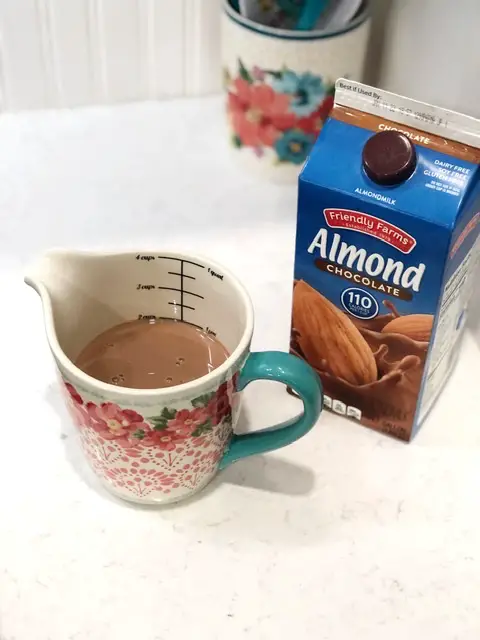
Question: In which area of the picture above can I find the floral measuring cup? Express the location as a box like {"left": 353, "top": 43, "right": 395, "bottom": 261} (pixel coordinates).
{"left": 25, "top": 250, "right": 323, "bottom": 505}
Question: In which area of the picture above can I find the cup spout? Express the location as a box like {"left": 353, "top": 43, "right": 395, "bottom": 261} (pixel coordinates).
{"left": 24, "top": 250, "right": 108, "bottom": 366}
{"left": 24, "top": 249, "right": 132, "bottom": 367}
{"left": 25, "top": 249, "right": 80, "bottom": 293}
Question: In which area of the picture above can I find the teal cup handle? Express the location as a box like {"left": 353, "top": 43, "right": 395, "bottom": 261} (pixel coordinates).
{"left": 220, "top": 351, "right": 323, "bottom": 469}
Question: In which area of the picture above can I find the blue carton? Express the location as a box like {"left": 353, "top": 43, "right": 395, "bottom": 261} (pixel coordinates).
{"left": 291, "top": 79, "right": 480, "bottom": 440}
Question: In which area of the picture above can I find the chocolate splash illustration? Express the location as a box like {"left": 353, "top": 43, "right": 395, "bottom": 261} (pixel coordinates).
{"left": 348, "top": 299, "right": 399, "bottom": 333}
{"left": 290, "top": 294, "right": 430, "bottom": 440}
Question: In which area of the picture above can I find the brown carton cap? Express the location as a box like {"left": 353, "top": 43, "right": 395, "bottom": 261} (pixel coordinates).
{"left": 362, "top": 130, "right": 417, "bottom": 186}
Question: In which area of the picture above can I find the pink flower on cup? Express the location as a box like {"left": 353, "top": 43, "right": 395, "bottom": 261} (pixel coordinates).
{"left": 86, "top": 402, "right": 149, "bottom": 446}
{"left": 167, "top": 407, "right": 210, "bottom": 437}
{"left": 65, "top": 382, "right": 83, "bottom": 405}
{"left": 69, "top": 403, "right": 90, "bottom": 429}
{"left": 229, "top": 372, "right": 241, "bottom": 414}
{"left": 141, "top": 406, "right": 210, "bottom": 450}
{"left": 63, "top": 381, "right": 90, "bottom": 429}
{"left": 228, "top": 372, "right": 240, "bottom": 393}
{"left": 208, "top": 382, "right": 232, "bottom": 426}
{"left": 141, "top": 429, "right": 188, "bottom": 451}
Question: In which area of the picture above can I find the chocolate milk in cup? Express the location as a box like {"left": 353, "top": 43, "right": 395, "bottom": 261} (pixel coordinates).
{"left": 291, "top": 79, "right": 480, "bottom": 440}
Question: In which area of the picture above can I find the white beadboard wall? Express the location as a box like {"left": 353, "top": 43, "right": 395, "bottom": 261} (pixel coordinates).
{"left": 0, "top": 0, "right": 222, "bottom": 111}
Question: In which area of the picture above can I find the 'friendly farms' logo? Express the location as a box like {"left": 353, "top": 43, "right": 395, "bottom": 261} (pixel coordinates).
{"left": 324, "top": 209, "right": 416, "bottom": 254}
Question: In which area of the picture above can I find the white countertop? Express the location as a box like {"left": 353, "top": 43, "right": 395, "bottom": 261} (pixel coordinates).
{"left": 1, "top": 97, "right": 479, "bottom": 640}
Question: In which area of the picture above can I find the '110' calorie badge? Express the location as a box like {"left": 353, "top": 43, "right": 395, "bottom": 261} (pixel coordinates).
{"left": 341, "top": 287, "right": 379, "bottom": 320}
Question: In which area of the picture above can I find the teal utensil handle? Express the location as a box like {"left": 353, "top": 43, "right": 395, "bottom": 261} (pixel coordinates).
{"left": 219, "top": 351, "right": 323, "bottom": 469}
{"left": 296, "top": 0, "right": 329, "bottom": 30}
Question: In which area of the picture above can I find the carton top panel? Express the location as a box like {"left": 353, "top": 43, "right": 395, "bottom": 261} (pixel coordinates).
{"left": 301, "top": 116, "right": 479, "bottom": 229}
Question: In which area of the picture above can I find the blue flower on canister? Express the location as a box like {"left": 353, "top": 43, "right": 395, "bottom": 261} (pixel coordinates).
{"left": 274, "top": 129, "right": 315, "bottom": 164}
{"left": 272, "top": 70, "right": 326, "bottom": 117}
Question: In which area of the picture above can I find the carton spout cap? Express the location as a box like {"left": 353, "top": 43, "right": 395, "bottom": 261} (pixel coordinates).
{"left": 362, "top": 130, "right": 417, "bottom": 186}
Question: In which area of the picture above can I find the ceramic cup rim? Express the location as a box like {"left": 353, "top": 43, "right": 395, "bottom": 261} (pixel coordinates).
{"left": 223, "top": 0, "right": 370, "bottom": 41}
{"left": 32, "top": 249, "right": 254, "bottom": 400}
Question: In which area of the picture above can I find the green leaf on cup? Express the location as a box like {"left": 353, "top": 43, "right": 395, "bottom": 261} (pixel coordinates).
{"left": 161, "top": 407, "right": 176, "bottom": 420}
{"left": 191, "top": 392, "right": 215, "bottom": 408}
{"left": 238, "top": 58, "right": 253, "bottom": 84}
{"left": 192, "top": 418, "right": 213, "bottom": 438}
{"left": 149, "top": 415, "right": 169, "bottom": 430}
{"left": 152, "top": 422, "right": 168, "bottom": 432}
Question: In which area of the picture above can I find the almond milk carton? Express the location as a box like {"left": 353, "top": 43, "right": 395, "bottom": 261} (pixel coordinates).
{"left": 291, "top": 79, "right": 480, "bottom": 440}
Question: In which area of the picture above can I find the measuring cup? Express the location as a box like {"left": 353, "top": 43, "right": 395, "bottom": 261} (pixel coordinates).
{"left": 25, "top": 250, "right": 323, "bottom": 505}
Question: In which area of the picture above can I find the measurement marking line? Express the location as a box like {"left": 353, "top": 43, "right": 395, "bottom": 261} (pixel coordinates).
{"left": 180, "top": 261, "right": 184, "bottom": 321}
{"left": 168, "top": 302, "right": 195, "bottom": 311}
{"left": 184, "top": 290, "right": 203, "bottom": 299}
{"left": 147, "top": 316, "right": 203, "bottom": 330}
{"left": 184, "top": 321, "right": 203, "bottom": 330}
{"left": 158, "top": 287, "right": 203, "bottom": 299}
{"left": 168, "top": 271, "right": 195, "bottom": 280}
{"left": 158, "top": 257, "right": 205, "bottom": 269}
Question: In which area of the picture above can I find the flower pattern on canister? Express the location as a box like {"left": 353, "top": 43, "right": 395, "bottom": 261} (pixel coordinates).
{"left": 225, "top": 59, "right": 335, "bottom": 166}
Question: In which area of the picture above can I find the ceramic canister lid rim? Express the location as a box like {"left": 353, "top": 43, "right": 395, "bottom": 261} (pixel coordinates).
{"left": 223, "top": 0, "right": 370, "bottom": 41}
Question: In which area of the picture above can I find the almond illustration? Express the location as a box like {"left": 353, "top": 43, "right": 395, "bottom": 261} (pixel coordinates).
{"left": 381, "top": 314, "right": 433, "bottom": 342}
{"left": 292, "top": 280, "right": 378, "bottom": 386}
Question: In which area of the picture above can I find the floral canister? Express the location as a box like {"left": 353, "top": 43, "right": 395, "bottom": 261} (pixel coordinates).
{"left": 222, "top": 0, "right": 371, "bottom": 182}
